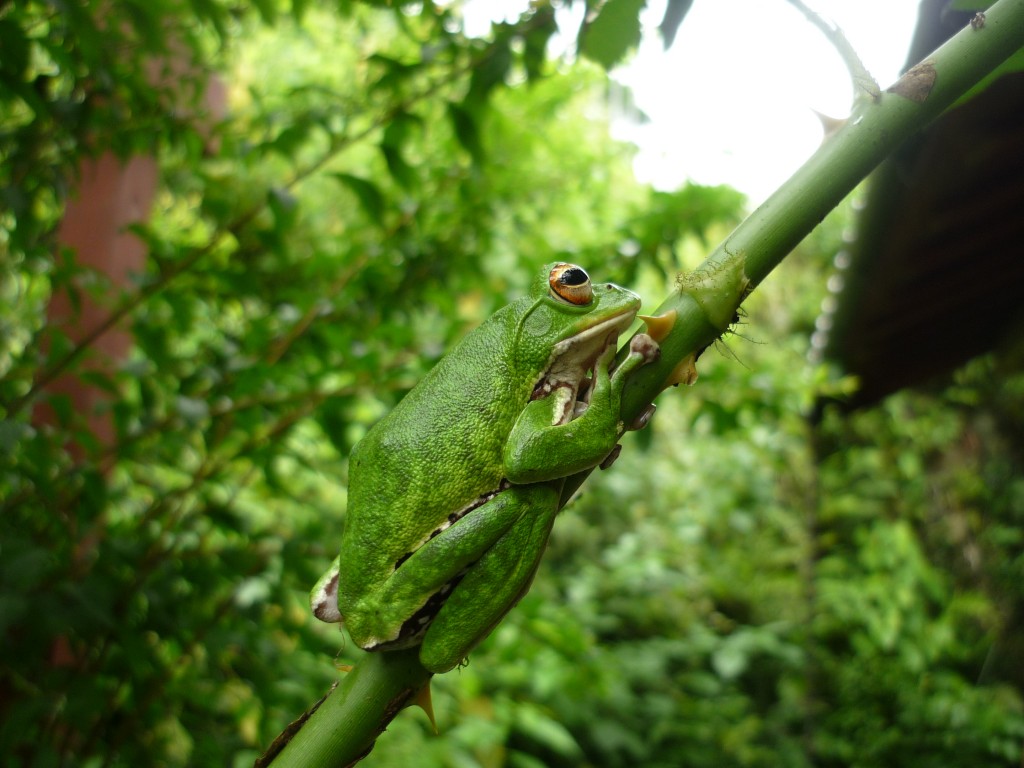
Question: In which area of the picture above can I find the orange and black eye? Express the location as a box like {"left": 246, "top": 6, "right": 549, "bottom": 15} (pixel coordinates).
{"left": 548, "top": 262, "right": 593, "bottom": 306}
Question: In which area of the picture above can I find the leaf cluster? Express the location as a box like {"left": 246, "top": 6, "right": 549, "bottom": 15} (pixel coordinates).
{"left": 0, "top": 2, "right": 720, "bottom": 765}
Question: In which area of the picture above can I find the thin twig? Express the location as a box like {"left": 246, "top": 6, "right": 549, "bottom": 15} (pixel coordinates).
{"left": 785, "top": 0, "right": 881, "bottom": 103}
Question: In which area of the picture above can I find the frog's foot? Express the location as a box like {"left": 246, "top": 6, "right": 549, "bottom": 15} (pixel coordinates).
{"left": 627, "top": 403, "right": 657, "bottom": 432}
{"left": 627, "top": 333, "right": 661, "bottom": 368}
{"left": 533, "top": 316, "right": 630, "bottom": 426}
{"left": 610, "top": 332, "right": 660, "bottom": 383}
{"left": 570, "top": 333, "right": 660, "bottom": 421}
{"left": 310, "top": 557, "right": 344, "bottom": 624}
{"left": 630, "top": 332, "right": 661, "bottom": 363}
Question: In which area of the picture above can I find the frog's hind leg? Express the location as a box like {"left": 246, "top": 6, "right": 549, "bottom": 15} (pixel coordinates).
{"left": 419, "top": 483, "right": 560, "bottom": 673}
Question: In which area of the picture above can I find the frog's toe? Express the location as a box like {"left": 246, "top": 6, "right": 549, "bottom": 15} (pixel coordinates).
{"left": 627, "top": 403, "right": 657, "bottom": 431}
{"left": 599, "top": 444, "right": 622, "bottom": 470}
{"left": 629, "top": 332, "right": 661, "bottom": 364}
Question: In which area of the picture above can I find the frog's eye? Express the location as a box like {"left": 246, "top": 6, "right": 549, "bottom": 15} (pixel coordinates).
{"left": 548, "top": 263, "right": 593, "bottom": 305}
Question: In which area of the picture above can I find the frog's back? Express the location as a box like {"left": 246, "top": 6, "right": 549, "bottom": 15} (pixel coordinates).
{"left": 340, "top": 303, "right": 533, "bottom": 586}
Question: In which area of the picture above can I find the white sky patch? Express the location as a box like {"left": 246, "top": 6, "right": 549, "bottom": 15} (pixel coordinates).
{"left": 460, "top": 0, "right": 922, "bottom": 205}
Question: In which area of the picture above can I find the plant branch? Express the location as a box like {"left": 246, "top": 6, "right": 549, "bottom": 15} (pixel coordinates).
{"left": 258, "top": 648, "right": 432, "bottom": 768}
{"left": 568, "top": 0, "right": 1024, "bottom": 502}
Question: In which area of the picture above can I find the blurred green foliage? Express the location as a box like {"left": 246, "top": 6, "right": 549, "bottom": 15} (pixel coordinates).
{"left": 1, "top": 1, "right": 1022, "bottom": 767}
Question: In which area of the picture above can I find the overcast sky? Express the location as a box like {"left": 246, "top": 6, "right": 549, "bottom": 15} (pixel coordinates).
{"left": 464, "top": 0, "right": 923, "bottom": 205}
{"left": 615, "top": 0, "right": 922, "bottom": 203}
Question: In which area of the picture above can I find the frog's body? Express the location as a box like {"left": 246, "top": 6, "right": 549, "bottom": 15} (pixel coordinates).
{"left": 311, "top": 263, "right": 658, "bottom": 673}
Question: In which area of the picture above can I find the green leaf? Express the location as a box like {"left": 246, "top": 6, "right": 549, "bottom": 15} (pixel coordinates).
{"left": 46, "top": 394, "right": 74, "bottom": 429}
{"left": 267, "top": 187, "right": 299, "bottom": 232}
{"left": 176, "top": 395, "right": 211, "bottom": 426}
{"left": 79, "top": 370, "right": 119, "bottom": 395}
{"left": 0, "top": 420, "right": 32, "bottom": 454}
{"left": 316, "top": 396, "right": 352, "bottom": 457}
{"left": 522, "top": 6, "right": 557, "bottom": 82}
{"left": 332, "top": 173, "right": 386, "bottom": 221}
{"left": 448, "top": 102, "right": 484, "bottom": 163}
{"left": 514, "top": 704, "right": 585, "bottom": 760}
{"left": 123, "top": 1, "right": 168, "bottom": 52}
{"left": 291, "top": 0, "right": 310, "bottom": 22}
{"left": 711, "top": 642, "right": 748, "bottom": 680}
{"left": 0, "top": 18, "right": 30, "bottom": 79}
{"left": 367, "top": 53, "right": 419, "bottom": 92}
{"left": 379, "top": 112, "right": 422, "bottom": 188}
{"left": 581, "top": 0, "right": 645, "bottom": 70}
{"left": 381, "top": 111, "right": 422, "bottom": 149}
{"left": 467, "top": 34, "right": 513, "bottom": 104}
{"left": 78, "top": 467, "right": 109, "bottom": 513}
{"left": 270, "top": 122, "right": 314, "bottom": 157}
{"left": 381, "top": 145, "right": 417, "bottom": 189}
{"left": 251, "top": 0, "right": 278, "bottom": 24}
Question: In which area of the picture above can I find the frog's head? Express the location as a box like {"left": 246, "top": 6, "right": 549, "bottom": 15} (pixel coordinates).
{"left": 517, "top": 262, "right": 641, "bottom": 424}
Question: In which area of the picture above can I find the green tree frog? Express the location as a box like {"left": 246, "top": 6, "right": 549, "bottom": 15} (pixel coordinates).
{"left": 311, "top": 262, "right": 659, "bottom": 673}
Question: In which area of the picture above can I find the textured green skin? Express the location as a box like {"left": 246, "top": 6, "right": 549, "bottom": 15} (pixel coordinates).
{"left": 332, "top": 265, "right": 642, "bottom": 672}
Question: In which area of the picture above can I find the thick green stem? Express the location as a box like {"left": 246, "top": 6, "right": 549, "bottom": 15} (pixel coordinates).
{"left": 261, "top": 648, "right": 431, "bottom": 768}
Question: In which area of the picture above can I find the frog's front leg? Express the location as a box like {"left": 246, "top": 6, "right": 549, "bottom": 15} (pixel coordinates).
{"left": 503, "top": 333, "right": 659, "bottom": 484}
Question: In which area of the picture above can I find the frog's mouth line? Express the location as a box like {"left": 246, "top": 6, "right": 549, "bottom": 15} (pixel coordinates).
{"left": 531, "top": 310, "right": 637, "bottom": 426}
